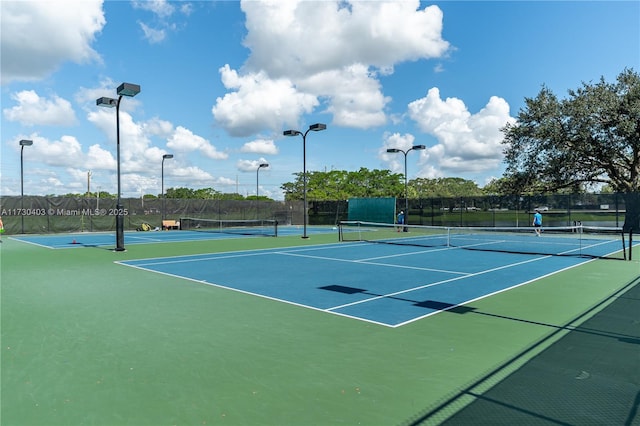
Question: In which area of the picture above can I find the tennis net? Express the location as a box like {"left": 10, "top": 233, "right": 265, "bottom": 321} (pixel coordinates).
{"left": 338, "top": 221, "right": 629, "bottom": 259}
{"left": 180, "top": 217, "right": 278, "bottom": 237}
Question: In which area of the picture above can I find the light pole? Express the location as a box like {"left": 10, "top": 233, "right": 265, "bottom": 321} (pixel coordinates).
{"left": 256, "top": 163, "right": 269, "bottom": 219}
{"left": 97, "top": 82, "right": 141, "bottom": 251}
{"left": 162, "top": 154, "right": 173, "bottom": 222}
{"left": 19, "top": 139, "right": 33, "bottom": 234}
{"left": 386, "top": 144, "right": 425, "bottom": 227}
{"left": 283, "top": 123, "right": 327, "bottom": 238}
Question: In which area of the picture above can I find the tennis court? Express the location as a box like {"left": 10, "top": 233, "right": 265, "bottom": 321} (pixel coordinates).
{"left": 2, "top": 225, "right": 639, "bottom": 425}
{"left": 10, "top": 224, "right": 336, "bottom": 249}
{"left": 118, "top": 240, "right": 602, "bottom": 327}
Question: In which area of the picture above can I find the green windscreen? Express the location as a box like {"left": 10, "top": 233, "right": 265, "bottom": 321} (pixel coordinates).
{"left": 347, "top": 197, "right": 396, "bottom": 223}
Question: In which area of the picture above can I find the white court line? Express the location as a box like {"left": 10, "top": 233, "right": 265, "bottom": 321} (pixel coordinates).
{"left": 326, "top": 255, "right": 553, "bottom": 312}
{"left": 119, "top": 261, "right": 393, "bottom": 328}
{"left": 126, "top": 250, "right": 275, "bottom": 267}
{"left": 8, "top": 236, "right": 58, "bottom": 249}
{"left": 117, "top": 241, "right": 359, "bottom": 265}
{"left": 355, "top": 246, "right": 452, "bottom": 262}
{"left": 275, "top": 250, "right": 470, "bottom": 275}
{"left": 10, "top": 230, "right": 247, "bottom": 249}
{"left": 394, "top": 256, "right": 599, "bottom": 327}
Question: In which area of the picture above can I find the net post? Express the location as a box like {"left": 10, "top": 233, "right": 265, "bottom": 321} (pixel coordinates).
{"left": 338, "top": 221, "right": 343, "bottom": 241}
{"left": 629, "top": 229, "right": 633, "bottom": 261}
{"left": 578, "top": 223, "right": 583, "bottom": 258}
{"left": 621, "top": 229, "right": 627, "bottom": 261}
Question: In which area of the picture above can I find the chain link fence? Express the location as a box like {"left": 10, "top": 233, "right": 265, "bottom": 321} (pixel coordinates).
{"left": 406, "top": 193, "right": 628, "bottom": 228}
{"left": 0, "top": 196, "right": 304, "bottom": 234}
{"left": 0, "top": 193, "right": 632, "bottom": 234}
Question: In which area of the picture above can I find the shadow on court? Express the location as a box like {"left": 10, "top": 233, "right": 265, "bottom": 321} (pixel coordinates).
{"left": 321, "top": 285, "right": 639, "bottom": 343}
{"left": 404, "top": 276, "right": 640, "bottom": 425}
{"left": 320, "top": 284, "right": 480, "bottom": 314}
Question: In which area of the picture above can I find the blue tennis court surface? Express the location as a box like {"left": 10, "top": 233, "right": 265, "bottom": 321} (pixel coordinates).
{"left": 10, "top": 226, "right": 337, "bottom": 249}
{"left": 118, "top": 242, "right": 599, "bottom": 327}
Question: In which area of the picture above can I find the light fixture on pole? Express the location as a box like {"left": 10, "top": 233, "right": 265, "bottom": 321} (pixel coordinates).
{"left": 283, "top": 123, "right": 327, "bottom": 239}
{"left": 19, "top": 139, "right": 33, "bottom": 234}
{"left": 96, "top": 82, "right": 141, "bottom": 251}
{"left": 162, "top": 154, "right": 173, "bottom": 222}
{"left": 386, "top": 144, "right": 425, "bottom": 227}
{"left": 256, "top": 163, "right": 269, "bottom": 219}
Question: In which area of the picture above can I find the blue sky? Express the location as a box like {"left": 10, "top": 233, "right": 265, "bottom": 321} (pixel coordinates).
{"left": 1, "top": 1, "right": 638, "bottom": 200}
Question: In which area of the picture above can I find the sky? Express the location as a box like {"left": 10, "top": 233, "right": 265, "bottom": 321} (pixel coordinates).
{"left": 1, "top": 0, "right": 638, "bottom": 201}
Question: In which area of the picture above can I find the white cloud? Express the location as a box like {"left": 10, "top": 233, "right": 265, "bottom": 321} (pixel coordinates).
{"left": 240, "top": 139, "right": 278, "bottom": 155}
{"left": 407, "top": 88, "right": 515, "bottom": 176}
{"left": 132, "top": 0, "right": 176, "bottom": 18}
{"left": 23, "top": 135, "right": 83, "bottom": 168}
{"left": 121, "top": 173, "right": 162, "bottom": 196}
{"left": 215, "top": 176, "right": 237, "bottom": 187}
{"left": 236, "top": 158, "right": 270, "bottom": 173}
{"left": 169, "top": 165, "right": 212, "bottom": 182}
{"left": 0, "top": 0, "right": 104, "bottom": 84}
{"left": 67, "top": 168, "right": 93, "bottom": 185}
{"left": 86, "top": 144, "right": 116, "bottom": 170}
{"left": 90, "top": 107, "right": 154, "bottom": 169}
{"left": 86, "top": 101, "right": 230, "bottom": 196}
{"left": 213, "top": 0, "right": 450, "bottom": 134}
{"left": 179, "top": 3, "right": 194, "bottom": 16}
{"left": 132, "top": 0, "right": 189, "bottom": 44}
{"left": 3, "top": 90, "right": 77, "bottom": 126}
{"left": 301, "top": 65, "right": 389, "bottom": 128}
{"left": 241, "top": 0, "right": 448, "bottom": 78}
{"left": 139, "top": 22, "right": 167, "bottom": 44}
{"left": 379, "top": 132, "right": 417, "bottom": 173}
{"left": 43, "top": 176, "right": 65, "bottom": 190}
{"left": 10, "top": 134, "right": 114, "bottom": 173}
{"left": 166, "top": 126, "right": 228, "bottom": 160}
{"left": 74, "top": 79, "right": 118, "bottom": 107}
{"left": 143, "top": 117, "right": 174, "bottom": 139}
{"left": 33, "top": 96, "right": 219, "bottom": 197}
{"left": 88, "top": 105, "right": 177, "bottom": 179}
{"left": 213, "top": 65, "right": 318, "bottom": 137}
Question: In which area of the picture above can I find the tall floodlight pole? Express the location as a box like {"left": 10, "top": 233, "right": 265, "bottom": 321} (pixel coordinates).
{"left": 283, "top": 123, "right": 327, "bottom": 238}
{"left": 162, "top": 154, "right": 174, "bottom": 222}
{"left": 19, "top": 139, "right": 33, "bottom": 234}
{"left": 256, "top": 163, "right": 269, "bottom": 219}
{"left": 97, "top": 82, "right": 141, "bottom": 251}
{"left": 386, "top": 144, "right": 426, "bottom": 226}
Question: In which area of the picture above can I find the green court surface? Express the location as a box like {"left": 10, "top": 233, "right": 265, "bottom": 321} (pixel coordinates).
{"left": 1, "top": 233, "right": 639, "bottom": 425}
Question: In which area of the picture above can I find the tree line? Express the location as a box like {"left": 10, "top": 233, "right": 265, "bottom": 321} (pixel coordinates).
{"left": 66, "top": 187, "right": 271, "bottom": 201}
{"left": 281, "top": 170, "right": 508, "bottom": 200}
{"left": 65, "top": 175, "right": 531, "bottom": 202}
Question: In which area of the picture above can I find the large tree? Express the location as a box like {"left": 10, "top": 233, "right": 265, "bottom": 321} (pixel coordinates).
{"left": 411, "top": 177, "right": 483, "bottom": 198}
{"left": 164, "top": 187, "right": 246, "bottom": 200}
{"left": 281, "top": 170, "right": 487, "bottom": 201}
{"left": 501, "top": 68, "right": 640, "bottom": 231}
{"left": 281, "top": 168, "right": 404, "bottom": 201}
